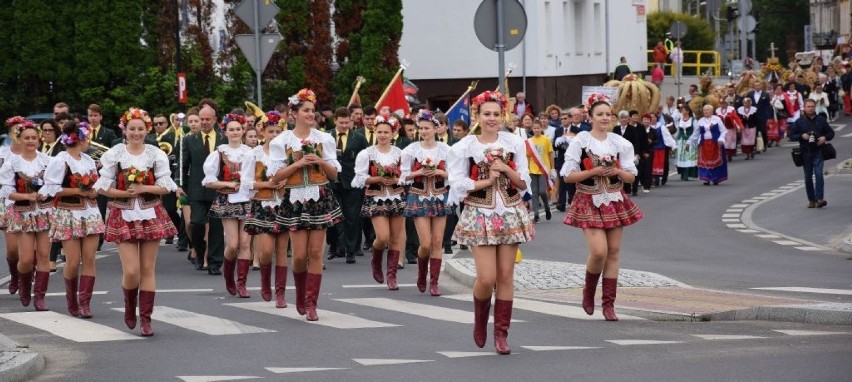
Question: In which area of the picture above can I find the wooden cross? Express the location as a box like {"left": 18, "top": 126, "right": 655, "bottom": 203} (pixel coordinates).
{"left": 768, "top": 42, "right": 778, "bottom": 58}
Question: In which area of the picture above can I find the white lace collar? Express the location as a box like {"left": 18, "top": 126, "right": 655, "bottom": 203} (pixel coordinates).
{"left": 55, "top": 151, "right": 97, "bottom": 174}
{"left": 366, "top": 145, "right": 401, "bottom": 165}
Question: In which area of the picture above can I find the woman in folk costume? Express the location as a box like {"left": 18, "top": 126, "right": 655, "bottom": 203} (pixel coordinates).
{"left": 650, "top": 113, "right": 677, "bottom": 185}
{"left": 674, "top": 106, "right": 698, "bottom": 180}
{"left": 400, "top": 110, "right": 453, "bottom": 296}
{"left": 353, "top": 113, "right": 407, "bottom": 291}
{"left": 715, "top": 98, "right": 744, "bottom": 161}
{"left": 768, "top": 84, "right": 788, "bottom": 147}
{"left": 39, "top": 121, "right": 105, "bottom": 317}
{"left": 241, "top": 111, "right": 289, "bottom": 307}
{"left": 561, "top": 94, "right": 643, "bottom": 322}
{"left": 0, "top": 118, "right": 52, "bottom": 310}
{"left": 269, "top": 88, "right": 343, "bottom": 321}
{"left": 202, "top": 114, "right": 253, "bottom": 298}
{"left": 95, "top": 107, "right": 178, "bottom": 336}
{"left": 448, "top": 90, "right": 535, "bottom": 354}
{"left": 1, "top": 117, "right": 25, "bottom": 297}
{"left": 737, "top": 98, "right": 759, "bottom": 160}
{"left": 689, "top": 105, "right": 729, "bottom": 185}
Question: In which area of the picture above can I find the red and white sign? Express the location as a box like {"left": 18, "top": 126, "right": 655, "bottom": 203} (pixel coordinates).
{"left": 177, "top": 72, "right": 188, "bottom": 104}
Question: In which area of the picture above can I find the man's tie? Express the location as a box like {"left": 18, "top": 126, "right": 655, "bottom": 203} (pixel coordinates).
{"left": 204, "top": 133, "right": 211, "bottom": 155}
{"left": 368, "top": 131, "right": 374, "bottom": 145}
{"left": 337, "top": 132, "right": 344, "bottom": 150}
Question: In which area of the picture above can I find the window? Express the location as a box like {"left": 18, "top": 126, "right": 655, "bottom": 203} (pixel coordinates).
{"left": 574, "top": 0, "right": 584, "bottom": 55}
{"left": 593, "top": 2, "right": 602, "bottom": 55}
{"left": 545, "top": 1, "right": 553, "bottom": 56}
{"left": 563, "top": 0, "right": 573, "bottom": 55}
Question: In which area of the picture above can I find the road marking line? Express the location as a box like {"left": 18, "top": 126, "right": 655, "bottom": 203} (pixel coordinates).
{"left": 842, "top": 132, "right": 852, "bottom": 138}
{"left": 335, "top": 297, "right": 523, "bottom": 324}
{"left": 436, "top": 351, "right": 499, "bottom": 358}
{"left": 725, "top": 209, "right": 744, "bottom": 213}
{"left": 752, "top": 287, "right": 852, "bottom": 296}
{"left": 795, "top": 246, "right": 824, "bottom": 251}
{"left": 722, "top": 214, "right": 740, "bottom": 218}
{"left": 177, "top": 377, "right": 261, "bottom": 382}
{"left": 737, "top": 229, "right": 759, "bottom": 233}
{"left": 0, "top": 290, "right": 108, "bottom": 296}
{"left": 692, "top": 335, "right": 769, "bottom": 340}
{"left": 831, "top": 123, "right": 846, "bottom": 131}
{"left": 774, "top": 330, "right": 850, "bottom": 336}
{"left": 443, "top": 294, "right": 646, "bottom": 321}
{"left": 726, "top": 224, "right": 747, "bottom": 228}
{"left": 265, "top": 368, "right": 348, "bottom": 374}
{"left": 760, "top": 193, "right": 777, "bottom": 196}
{"left": 742, "top": 199, "right": 759, "bottom": 203}
{"left": 155, "top": 289, "right": 214, "bottom": 293}
{"left": 772, "top": 240, "right": 801, "bottom": 246}
{"left": 722, "top": 219, "right": 740, "bottom": 223}
{"left": 225, "top": 301, "right": 399, "bottom": 329}
{"left": 521, "top": 346, "right": 602, "bottom": 351}
{"left": 0, "top": 311, "right": 141, "bottom": 342}
{"left": 755, "top": 234, "right": 780, "bottom": 239}
{"left": 752, "top": 196, "right": 768, "bottom": 200}
{"left": 342, "top": 283, "right": 417, "bottom": 289}
{"left": 606, "top": 340, "right": 684, "bottom": 346}
{"left": 109, "top": 306, "right": 275, "bottom": 335}
{"left": 353, "top": 359, "right": 434, "bottom": 366}
{"left": 730, "top": 204, "right": 749, "bottom": 208}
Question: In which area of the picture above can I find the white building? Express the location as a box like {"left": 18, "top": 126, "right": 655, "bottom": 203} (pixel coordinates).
{"left": 399, "top": 0, "right": 648, "bottom": 110}
{"left": 810, "top": 0, "right": 851, "bottom": 48}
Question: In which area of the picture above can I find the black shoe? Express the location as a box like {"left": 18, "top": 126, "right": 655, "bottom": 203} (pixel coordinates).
{"left": 556, "top": 205, "right": 565, "bottom": 212}
{"left": 703, "top": 181, "right": 710, "bottom": 186}
{"left": 407, "top": 257, "right": 418, "bottom": 264}
{"left": 533, "top": 216, "right": 540, "bottom": 223}
{"left": 327, "top": 249, "right": 340, "bottom": 260}
{"left": 443, "top": 245, "right": 453, "bottom": 254}
{"left": 165, "top": 237, "right": 174, "bottom": 245}
{"left": 208, "top": 266, "right": 221, "bottom": 275}
{"left": 397, "top": 263, "right": 404, "bottom": 269}
{"left": 545, "top": 209, "right": 552, "bottom": 221}
{"left": 195, "top": 260, "right": 205, "bottom": 271}
{"left": 345, "top": 253, "right": 356, "bottom": 264}
{"left": 816, "top": 199, "right": 827, "bottom": 208}
{"left": 362, "top": 243, "right": 371, "bottom": 250}
{"left": 459, "top": 244, "right": 468, "bottom": 250}
{"left": 177, "top": 244, "right": 188, "bottom": 252}
{"left": 355, "top": 251, "right": 364, "bottom": 257}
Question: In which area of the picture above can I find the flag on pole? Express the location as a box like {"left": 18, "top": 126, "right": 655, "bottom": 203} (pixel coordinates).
{"left": 375, "top": 68, "right": 411, "bottom": 117}
{"left": 446, "top": 92, "right": 471, "bottom": 126}
{"left": 348, "top": 76, "right": 365, "bottom": 107}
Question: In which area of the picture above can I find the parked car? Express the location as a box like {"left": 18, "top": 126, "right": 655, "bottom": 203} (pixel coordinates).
{"left": 26, "top": 112, "right": 54, "bottom": 125}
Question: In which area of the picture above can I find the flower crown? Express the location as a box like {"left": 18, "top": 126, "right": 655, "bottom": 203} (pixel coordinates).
{"left": 119, "top": 107, "right": 153, "bottom": 130}
{"left": 8, "top": 116, "right": 38, "bottom": 139}
{"left": 264, "top": 111, "right": 283, "bottom": 126}
{"left": 375, "top": 113, "right": 400, "bottom": 132}
{"left": 221, "top": 113, "right": 246, "bottom": 127}
{"left": 416, "top": 109, "right": 439, "bottom": 126}
{"left": 585, "top": 93, "right": 612, "bottom": 111}
{"left": 59, "top": 121, "right": 91, "bottom": 146}
{"left": 288, "top": 88, "right": 317, "bottom": 107}
{"left": 472, "top": 90, "right": 509, "bottom": 111}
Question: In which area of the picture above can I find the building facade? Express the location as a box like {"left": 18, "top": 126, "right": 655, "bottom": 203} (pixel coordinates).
{"left": 810, "top": 0, "right": 851, "bottom": 48}
{"left": 399, "top": 0, "right": 648, "bottom": 110}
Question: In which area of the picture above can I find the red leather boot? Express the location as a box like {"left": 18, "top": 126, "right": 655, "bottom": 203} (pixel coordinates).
{"left": 293, "top": 270, "right": 307, "bottom": 315}
{"left": 582, "top": 271, "right": 601, "bottom": 315}
{"left": 78, "top": 275, "right": 96, "bottom": 318}
{"left": 274, "top": 266, "right": 287, "bottom": 308}
{"left": 304, "top": 272, "right": 322, "bottom": 321}
{"left": 259, "top": 264, "right": 272, "bottom": 301}
{"left": 64, "top": 277, "right": 80, "bottom": 317}
{"left": 138, "top": 290, "right": 156, "bottom": 336}
{"left": 223, "top": 258, "right": 237, "bottom": 296}
{"left": 601, "top": 278, "right": 619, "bottom": 321}
{"left": 33, "top": 271, "right": 50, "bottom": 311}
{"left": 236, "top": 259, "right": 251, "bottom": 298}
{"left": 18, "top": 271, "right": 33, "bottom": 306}
{"left": 6, "top": 259, "right": 18, "bottom": 295}
{"left": 473, "top": 297, "right": 491, "bottom": 348}
{"left": 416, "top": 257, "right": 428, "bottom": 293}
{"left": 429, "top": 258, "right": 442, "bottom": 296}
{"left": 123, "top": 287, "right": 138, "bottom": 329}
{"left": 386, "top": 250, "right": 400, "bottom": 291}
{"left": 371, "top": 247, "right": 384, "bottom": 284}
{"left": 493, "top": 299, "right": 513, "bottom": 354}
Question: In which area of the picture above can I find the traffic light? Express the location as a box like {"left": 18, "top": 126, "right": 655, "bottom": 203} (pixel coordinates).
{"left": 752, "top": 11, "right": 760, "bottom": 34}
{"left": 726, "top": 7, "right": 740, "bottom": 22}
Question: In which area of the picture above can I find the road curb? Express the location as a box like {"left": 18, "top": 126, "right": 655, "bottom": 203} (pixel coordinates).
{"left": 0, "top": 333, "right": 44, "bottom": 382}
{"left": 703, "top": 304, "right": 852, "bottom": 326}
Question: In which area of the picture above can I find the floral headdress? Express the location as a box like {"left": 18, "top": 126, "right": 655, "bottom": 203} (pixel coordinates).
{"left": 374, "top": 113, "right": 400, "bottom": 132}
{"left": 221, "top": 113, "right": 246, "bottom": 127}
{"left": 416, "top": 109, "right": 439, "bottom": 126}
{"left": 6, "top": 116, "right": 38, "bottom": 139}
{"left": 472, "top": 90, "right": 509, "bottom": 111}
{"left": 264, "top": 111, "right": 283, "bottom": 127}
{"left": 585, "top": 93, "right": 611, "bottom": 111}
{"left": 59, "top": 121, "right": 91, "bottom": 146}
{"left": 288, "top": 88, "right": 317, "bottom": 107}
{"left": 119, "top": 107, "right": 153, "bottom": 130}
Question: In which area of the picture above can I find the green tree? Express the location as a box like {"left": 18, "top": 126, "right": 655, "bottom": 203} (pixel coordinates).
{"left": 357, "top": 0, "right": 403, "bottom": 106}
{"left": 332, "top": 0, "right": 368, "bottom": 106}
{"left": 305, "top": 0, "right": 333, "bottom": 104}
{"left": 752, "top": 0, "right": 809, "bottom": 64}
{"left": 647, "top": 11, "right": 715, "bottom": 51}
{"left": 276, "top": 0, "right": 310, "bottom": 99}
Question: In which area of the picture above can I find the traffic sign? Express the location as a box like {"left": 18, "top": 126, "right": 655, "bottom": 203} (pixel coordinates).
{"left": 235, "top": 0, "right": 279, "bottom": 34}
{"left": 669, "top": 21, "right": 688, "bottom": 39}
{"left": 235, "top": 33, "right": 282, "bottom": 73}
{"left": 473, "top": 0, "right": 528, "bottom": 52}
{"left": 739, "top": 15, "right": 757, "bottom": 33}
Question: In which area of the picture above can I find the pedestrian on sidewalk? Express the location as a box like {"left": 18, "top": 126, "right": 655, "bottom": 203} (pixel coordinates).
{"left": 561, "top": 94, "right": 643, "bottom": 322}
{"left": 1, "top": 118, "right": 24, "bottom": 297}
{"left": 95, "top": 107, "right": 178, "bottom": 336}
{"left": 39, "top": 121, "right": 105, "bottom": 318}
{"left": 448, "top": 90, "right": 534, "bottom": 354}
{"left": 788, "top": 99, "right": 835, "bottom": 208}
{"left": 670, "top": 41, "right": 684, "bottom": 84}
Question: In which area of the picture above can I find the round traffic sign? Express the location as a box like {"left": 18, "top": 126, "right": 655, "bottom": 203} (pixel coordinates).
{"left": 669, "top": 21, "right": 688, "bottom": 39}
{"left": 474, "top": 0, "right": 528, "bottom": 52}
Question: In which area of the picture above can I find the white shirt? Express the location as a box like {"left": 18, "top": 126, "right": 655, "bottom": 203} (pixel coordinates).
{"left": 93, "top": 144, "right": 177, "bottom": 221}
{"left": 39, "top": 151, "right": 101, "bottom": 219}
{"left": 202, "top": 144, "right": 252, "bottom": 203}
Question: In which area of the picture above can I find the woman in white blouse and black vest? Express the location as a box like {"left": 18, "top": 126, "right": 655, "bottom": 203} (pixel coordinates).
{"left": 95, "top": 108, "right": 177, "bottom": 336}
{"left": 1, "top": 117, "right": 25, "bottom": 299}
{"left": 202, "top": 114, "right": 253, "bottom": 298}
{"left": 353, "top": 113, "right": 407, "bottom": 291}
{"left": 448, "top": 91, "right": 535, "bottom": 355}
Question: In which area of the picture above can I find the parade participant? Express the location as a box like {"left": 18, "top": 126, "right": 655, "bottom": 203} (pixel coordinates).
{"left": 242, "top": 111, "right": 289, "bottom": 306}
{"left": 737, "top": 98, "right": 759, "bottom": 159}
{"left": 0, "top": 118, "right": 52, "bottom": 311}
{"left": 40, "top": 119, "right": 64, "bottom": 273}
{"left": 177, "top": 109, "right": 202, "bottom": 262}
{"left": 400, "top": 110, "right": 452, "bottom": 296}
{"left": 561, "top": 94, "right": 643, "bottom": 322}
{"left": 39, "top": 121, "right": 105, "bottom": 318}
{"left": 526, "top": 121, "right": 555, "bottom": 223}
{"left": 612, "top": 110, "right": 644, "bottom": 191}
{"left": 745, "top": 81, "right": 773, "bottom": 152}
{"left": 689, "top": 105, "right": 728, "bottom": 185}
{"left": 789, "top": 99, "right": 835, "bottom": 208}
{"left": 1, "top": 118, "right": 26, "bottom": 297}
{"left": 153, "top": 114, "right": 179, "bottom": 246}
{"left": 244, "top": 128, "right": 259, "bottom": 148}
{"left": 784, "top": 82, "right": 805, "bottom": 127}
{"left": 95, "top": 107, "right": 177, "bottom": 336}
{"left": 448, "top": 90, "right": 534, "bottom": 354}
{"left": 353, "top": 113, "right": 406, "bottom": 290}
{"left": 768, "top": 84, "right": 788, "bottom": 147}
{"left": 327, "top": 108, "right": 369, "bottom": 264}
{"left": 203, "top": 114, "right": 253, "bottom": 297}
{"left": 637, "top": 114, "right": 657, "bottom": 193}
{"left": 89, "top": 104, "right": 118, "bottom": 252}
{"left": 650, "top": 114, "right": 677, "bottom": 186}
{"left": 675, "top": 106, "right": 699, "bottom": 179}
{"left": 715, "top": 99, "right": 743, "bottom": 161}
{"left": 452, "top": 120, "right": 469, "bottom": 141}
{"left": 269, "top": 88, "right": 342, "bottom": 321}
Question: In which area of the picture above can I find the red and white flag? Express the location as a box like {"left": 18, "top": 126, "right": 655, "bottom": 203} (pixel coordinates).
{"left": 376, "top": 70, "right": 410, "bottom": 117}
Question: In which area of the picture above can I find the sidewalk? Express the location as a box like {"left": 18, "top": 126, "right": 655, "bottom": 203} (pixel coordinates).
{"left": 0, "top": 333, "right": 43, "bottom": 382}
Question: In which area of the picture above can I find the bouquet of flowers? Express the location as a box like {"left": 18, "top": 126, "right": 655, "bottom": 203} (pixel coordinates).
{"left": 484, "top": 147, "right": 505, "bottom": 163}
{"left": 300, "top": 138, "right": 320, "bottom": 171}
{"left": 117, "top": 166, "right": 150, "bottom": 191}
{"left": 599, "top": 154, "right": 616, "bottom": 167}
{"left": 377, "top": 164, "right": 400, "bottom": 179}
{"left": 16, "top": 176, "right": 44, "bottom": 193}
{"left": 421, "top": 157, "right": 437, "bottom": 170}
{"left": 71, "top": 173, "right": 99, "bottom": 192}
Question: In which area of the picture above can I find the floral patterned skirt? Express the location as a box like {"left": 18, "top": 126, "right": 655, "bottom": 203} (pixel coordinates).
{"left": 276, "top": 186, "right": 343, "bottom": 231}
{"left": 453, "top": 204, "right": 535, "bottom": 246}
{"left": 6, "top": 208, "right": 52, "bottom": 234}
{"left": 209, "top": 194, "right": 249, "bottom": 220}
{"left": 404, "top": 193, "right": 453, "bottom": 218}
{"left": 244, "top": 200, "right": 282, "bottom": 235}
{"left": 0, "top": 202, "right": 7, "bottom": 230}
{"left": 105, "top": 203, "right": 177, "bottom": 243}
{"left": 361, "top": 197, "right": 406, "bottom": 218}
{"left": 49, "top": 209, "right": 105, "bottom": 241}
{"left": 564, "top": 191, "right": 643, "bottom": 229}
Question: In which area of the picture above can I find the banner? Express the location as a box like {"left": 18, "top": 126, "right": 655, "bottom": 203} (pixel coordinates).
{"left": 376, "top": 69, "right": 411, "bottom": 117}
{"left": 446, "top": 92, "right": 471, "bottom": 126}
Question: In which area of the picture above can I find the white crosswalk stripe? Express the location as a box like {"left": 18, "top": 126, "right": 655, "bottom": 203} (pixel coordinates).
{"left": 225, "top": 301, "right": 399, "bottom": 329}
{"left": 110, "top": 306, "right": 275, "bottom": 335}
{"left": 0, "top": 311, "right": 141, "bottom": 342}
{"left": 443, "top": 294, "right": 645, "bottom": 321}
{"left": 334, "top": 297, "right": 524, "bottom": 324}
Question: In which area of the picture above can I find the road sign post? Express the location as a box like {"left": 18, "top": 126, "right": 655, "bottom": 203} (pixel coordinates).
{"left": 235, "top": 0, "right": 282, "bottom": 109}
{"left": 474, "top": 0, "right": 527, "bottom": 96}
{"left": 669, "top": 21, "right": 688, "bottom": 98}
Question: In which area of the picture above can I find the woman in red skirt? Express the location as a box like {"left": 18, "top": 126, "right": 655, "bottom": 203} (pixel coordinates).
{"left": 95, "top": 108, "right": 177, "bottom": 336}
{"left": 1, "top": 117, "right": 25, "bottom": 297}
{"left": 561, "top": 94, "right": 644, "bottom": 321}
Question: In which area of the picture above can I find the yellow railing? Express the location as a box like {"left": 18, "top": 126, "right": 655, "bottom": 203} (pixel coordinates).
{"left": 647, "top": 50, "right": 721, "bottom": 77}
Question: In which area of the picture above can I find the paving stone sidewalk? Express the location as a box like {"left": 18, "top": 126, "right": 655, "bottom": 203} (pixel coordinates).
{"left": 0, "top": 333, "right": 43, "bottom": 382}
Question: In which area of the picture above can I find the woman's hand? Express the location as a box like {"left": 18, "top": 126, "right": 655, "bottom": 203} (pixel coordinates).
{"left": 421, "top": 169, "right": 435, "bottom": 177}
{"left": 489, "top": 169, "right": 501, "bottom": 184}
{"left": 301, "top": 153, "right": 322, "bottom": 167}
{"left": 382, "top": 177, "right": 398, "bottom": 186}
{"left": 489, "top": 159, "right": 508, "bottom": 173}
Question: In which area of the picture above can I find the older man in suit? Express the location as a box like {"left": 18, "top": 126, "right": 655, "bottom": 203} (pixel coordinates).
{"left": 326, "top": 108, "right": 370, "bottom": 264}
{"left": 746, "top": 81, "right": 773, "bottom": 152}
{"left": 178, "top": 100, "right": 226, "bottom": 275}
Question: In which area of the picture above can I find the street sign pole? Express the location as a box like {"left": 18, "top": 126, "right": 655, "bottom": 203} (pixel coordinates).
{"left": 253, "top": 0, "right": 262, "bottom": 108}
{"left": 235, "top": 0, "right": 282, "bottom": 110}
{"left": 497, "top": 0, "right": 506, "bottom": 94}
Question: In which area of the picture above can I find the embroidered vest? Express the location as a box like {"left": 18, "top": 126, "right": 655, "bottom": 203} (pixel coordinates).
{"left": 108, "top": 166, "right": 161, "bottom": 210}
{"left": 252, "top": 160, "right": 279, "bottom": 201}
{"left": 55, "top": 164, "right": 98, "bottom": 210}
{"left": 576, "top": 150, "right": 623, "bottom": 196}
{"left": 464, "top": 154, "right": 521, "bottom": 209}
{"left": 13, "top": 171, "right": 51, "bottom": 212}
{"left": 408, "top": 158, "right": 447, "bottom": 197}
{"left": 217, "top": 151, "right": 241, "bottom": 195}
{"left": 284, "top": 145, "right": 329, "bottom": 188}
{"left": 366, "top": 160, "right": 404, "bottom": 197}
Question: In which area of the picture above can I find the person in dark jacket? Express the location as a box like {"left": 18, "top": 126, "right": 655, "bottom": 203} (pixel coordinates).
{"left": 612, "top": 57, "right": 632, "bottom": 81}
{"left": 788, "top": 99, "right": 835, "bottom": 208}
